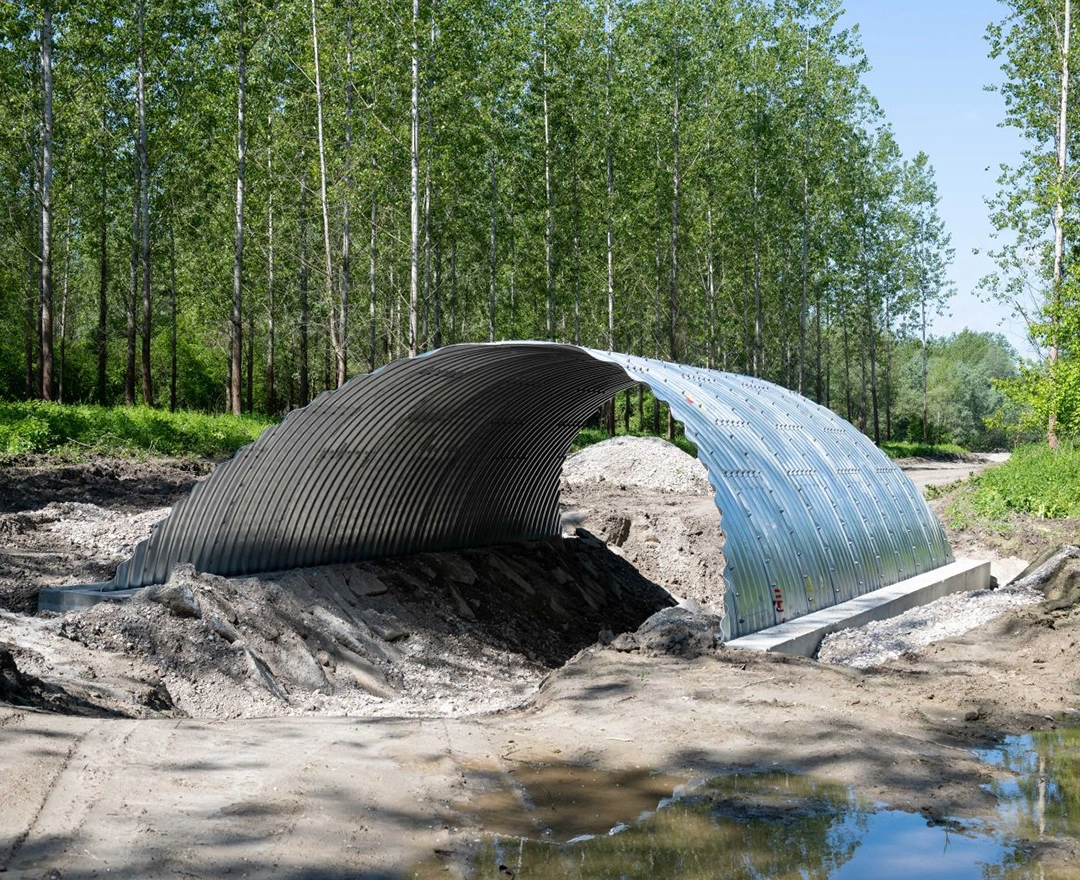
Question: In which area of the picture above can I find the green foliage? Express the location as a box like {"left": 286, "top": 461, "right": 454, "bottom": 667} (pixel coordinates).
{"left": 878, "top": 440, "right": 968, "bottom": 460}
{"left": 0, "top": 401, "right": 273, "bottom": 460}
{"left": 892, "top": 331, "right": 1017, "bottom": 450}
{"left": 945, "top": 443, "right": 1080, "bottom": 530}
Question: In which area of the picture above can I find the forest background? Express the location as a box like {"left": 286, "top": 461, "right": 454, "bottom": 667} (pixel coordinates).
{"left": 0, "top": 0, "right": 1058, "bottom": 453}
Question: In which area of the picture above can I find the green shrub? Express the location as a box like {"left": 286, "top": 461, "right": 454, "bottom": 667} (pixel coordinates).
{"left": 879, "top": 440, "right": 969, "bottom": 460}
{"left": 945, "top": 442, "right": 1080, "bottom": 527}
{"left": 0, "top": 401, "right": 274, "bottom": 460}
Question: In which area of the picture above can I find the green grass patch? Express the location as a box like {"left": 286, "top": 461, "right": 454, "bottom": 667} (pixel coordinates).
{"left": 945, "top": 442, "right": 1080, "bottom": 529}
{"left": 0, "top": 401, "right": 274, "bottom": 461}
{"left": 571, "top": 426, "right": 697, "bottom": 458}
{"left": 879, "top": 440, "right": 969, "bottom": 460}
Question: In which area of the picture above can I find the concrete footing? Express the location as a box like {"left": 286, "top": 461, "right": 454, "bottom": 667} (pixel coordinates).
{"left": 726, "top": 558, "right": 991, "bottom": 658}
{"left": 38, "top": 585, "right": 144, "bottom": 613}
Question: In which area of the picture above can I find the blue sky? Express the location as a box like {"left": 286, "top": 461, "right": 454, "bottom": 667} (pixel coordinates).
{"left": 838, "top": 1, "right": 1033, "bottom": 353}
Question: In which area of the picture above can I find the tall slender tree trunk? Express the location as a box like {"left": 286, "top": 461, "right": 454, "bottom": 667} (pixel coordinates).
{"left": 137, "top": 0, "right": 153, "bottom": 406}
{"left": 572, "top": 146, "right": 581, "bottom": 346}
{"left": 39, "top": 0, "right": 54, "bottom": 401}
{"left": 265, "top": 113, "right": 276, "bottom": 413}
{"left": 1049, "top": 0, "right": 1071, "bottom": 450}
{"left": 866, "top": 289, "right": 879, "bottom": 443}
{"left": 603, "top": 14, "right": 616, "bottom": 436}
{"left": 58, "top": 215, "right": 70, "bottom": 403}
{"left": 311, "top": 0, "right": 339, "bottom": 382}
{"left": 231, "top": 1, "right": 247, "bottom": 415}
{"left": 706, "top": 205, "right": 716, "bottom": 369}
{"left": 126, "top": 165, "right": 138, "bottom": 406}
{"left": 667, "top": 25, "right": 680, "bottom": 442}
{"left": 409, "top": 0, "right": 420, "bottom": 356}
{"left": 369, "top": 151, "right": 378, "bottom": 371}
{"left": 97, "top": 106, "right": 109, "bottom": 405}
{"left": 488, "top": 150, "right": 497, "bottom": 342}
{"left": 169, "top": 219, "right": 177, "bottom": 411}
{"left": 799, "top": 26, "right": 811, "bottom": 396}
{"left": 921, "top": 294, "right": 929, "bottom": 443}
{"left": 339, "top": 9, "right": 354, "bottom": 386}
{"left": 542, "top": 12, "right": 555, "bottom": 340}
{"left": 299, "top": 174, "right": 310, "bottom": 406}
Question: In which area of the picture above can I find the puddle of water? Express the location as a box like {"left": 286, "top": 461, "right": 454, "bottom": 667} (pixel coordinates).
{"left": 973, "top": 726, "right": 1080, "bottom": 841}
{"left": 413, "top": 769, "right": 1027, "bottom": 879}
{"left": 455, "top": 762, "right": 684, "bottom": 839}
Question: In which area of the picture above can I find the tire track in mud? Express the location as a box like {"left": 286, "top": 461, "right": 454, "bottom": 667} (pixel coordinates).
{"left": 2, "top": 723, "right": 90, "bottom": 871}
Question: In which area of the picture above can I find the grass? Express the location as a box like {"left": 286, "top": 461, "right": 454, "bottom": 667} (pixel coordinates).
{"left": 945, "top": 442, "right": 1080, "bottom": 530}
{"left": 878, "top": 440, "right": 969, "bottom": 460}
{"left": 571, "top": 426, "right": 698, "bottom": 458}
{"left": 0, "top": 401, "right": 275, "bottom": 461}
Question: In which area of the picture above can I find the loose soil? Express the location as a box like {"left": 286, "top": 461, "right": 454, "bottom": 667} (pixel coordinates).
{"left": 1, "top": 443, "right": 1078, "bottom": 878}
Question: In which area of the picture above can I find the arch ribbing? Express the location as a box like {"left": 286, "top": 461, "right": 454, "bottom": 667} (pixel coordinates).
{"left": 99, "top": 343, "right": 951, "bottom": 639}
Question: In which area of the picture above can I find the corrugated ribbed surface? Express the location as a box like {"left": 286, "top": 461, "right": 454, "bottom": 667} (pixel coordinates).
{"left": 102, "top": 342, "right": 952, "bottom": 639}
{"left": 589, "top": 351, "right": 953, "bottom": 637}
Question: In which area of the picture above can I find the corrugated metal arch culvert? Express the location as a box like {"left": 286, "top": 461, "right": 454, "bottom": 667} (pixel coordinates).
{"left": 96, "top": 342, "right": 952, "bottom": 639}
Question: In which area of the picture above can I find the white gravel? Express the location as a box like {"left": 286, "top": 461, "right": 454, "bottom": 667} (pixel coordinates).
{"left": 562, "top": 436, "right": 713, "bottom": 496}
{"left": 818, "top": 547, "right": 1079, "bottom": 668}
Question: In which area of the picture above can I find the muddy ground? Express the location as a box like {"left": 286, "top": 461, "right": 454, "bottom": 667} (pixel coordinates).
{"left": 1, "top": 447, "right": 1079, "bottom": 878}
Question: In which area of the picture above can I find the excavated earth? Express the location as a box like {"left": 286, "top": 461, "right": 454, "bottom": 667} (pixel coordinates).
{"left": 0, "top": 442, "right": 1079, "bottom": 878}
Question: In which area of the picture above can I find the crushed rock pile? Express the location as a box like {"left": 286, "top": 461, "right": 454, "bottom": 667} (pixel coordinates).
{"left": 562, "top": 435, "right": 714, "bottom": 496}
{"left": 47, "top": 531, "right": 674, "bottom": 719}
{"left": 817, "top": 547, "right": 1080, "bottom": 668}
{"left": 560, "top": 436, "right": 726, "bottom": 610}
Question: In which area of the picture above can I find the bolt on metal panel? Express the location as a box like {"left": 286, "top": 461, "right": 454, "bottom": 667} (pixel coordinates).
{"left": 95, "top": 343, "right": 951, "bottom": 640}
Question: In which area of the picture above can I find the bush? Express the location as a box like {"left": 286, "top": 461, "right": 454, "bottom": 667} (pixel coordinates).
{"left": 945, "top": 442, "right": 1080, "bottom": 528}
{"left": 0, "top": 401, "right": 274, "bottom": 460}
{"left": 879, "top": 440, "right": 969, "bottom": 460}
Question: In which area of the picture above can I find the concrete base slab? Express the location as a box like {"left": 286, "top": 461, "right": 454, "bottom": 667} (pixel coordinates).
{"left": 38, "top": 585, "right": 144, "bottom": 613}
{"left": 726, "top": 558, "right": 991, "bottom": 658}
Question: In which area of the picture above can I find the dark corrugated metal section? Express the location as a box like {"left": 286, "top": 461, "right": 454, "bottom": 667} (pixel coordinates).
{"left": 95, "top": 342, "right": 952, "bottom": 639}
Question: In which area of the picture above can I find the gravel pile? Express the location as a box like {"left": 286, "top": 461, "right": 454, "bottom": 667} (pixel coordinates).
{"left": 562, "top": 436, "right": 713, "bottom": 496}
{"left": 817, "top": 549, "right": 1080, "bottom": 668}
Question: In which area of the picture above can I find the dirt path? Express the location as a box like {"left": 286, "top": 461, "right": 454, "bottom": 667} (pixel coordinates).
{"left": 897, "top": 452, "right": 1010, "bottom": 490}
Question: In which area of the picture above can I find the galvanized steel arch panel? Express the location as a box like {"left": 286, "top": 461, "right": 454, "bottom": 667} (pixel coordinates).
{"left": 104, "top": 342, "right": 952, "bottom": 640}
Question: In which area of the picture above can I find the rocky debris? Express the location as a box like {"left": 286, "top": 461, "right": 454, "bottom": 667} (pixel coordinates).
{"left": 562, "top": 435, "right": 713, "bottom": 496}
{"left": 609, "top": 606, "right": 723, "bottom": 658}
{"left": 42, "top": 533, "right": 674, "bottom": 719}
{"left": 814, "top": 552, "right": 1080, "bottom": 669}
{"left": 144, "top": 577, "right": 202, "bottom": 618}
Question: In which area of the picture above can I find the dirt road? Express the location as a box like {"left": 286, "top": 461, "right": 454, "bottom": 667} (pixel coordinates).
{"left": 897, "top": 452, "right": 1010, "bottom": 490}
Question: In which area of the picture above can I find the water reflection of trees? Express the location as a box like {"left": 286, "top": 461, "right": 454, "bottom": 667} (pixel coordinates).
{"left": 980, "top": 728, "right": 1080, "bottom": 880}
{"left": 470, "top": 772, "right": 869, "bottom": 879}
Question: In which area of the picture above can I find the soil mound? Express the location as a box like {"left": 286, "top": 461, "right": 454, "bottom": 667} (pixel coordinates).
{"left": 561, "top": 437, "right": 726, "bottom": 609}
{"left": 562, "top": 435, "right": 713, "bottom": 495}
{"left": 46, "top": 532, "right": 674, "bottom": 719}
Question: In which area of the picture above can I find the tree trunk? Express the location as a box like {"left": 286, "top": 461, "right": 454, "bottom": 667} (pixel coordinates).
{"left": 169, "top": 220, "right": 177, "bottom": 411}
{"left": 1049, "top": 0, "right": 1071, "bottom": 450}
{"left": 921, "top": 295, "right": 929, "bottom": 444}
{"left": 866, "top": 288, "right": 880, "bottom": 444}
{"left": 265, "top": 112, "right": 276, "bottom": 414}
{"left": 137, "top": 0, "right": 153, "bottom": 406}
{"left": 572, "top": 146, "right": 581, "bottom": 346}
{"left": 369, "top": 151, "right": 378, "bottom": 371}
{"left": 97, "top": 106, "right": 109, "bottom": 405}
{"left": 231, "top": 0, "right": 247, "bottom": 415}
{"left": 668, "top": 26, "right": 679, "bottom": 368}
{"left": 126, "top": 165, "right": 138, "bottom": 406}
{"left": 488, "top": 150, "right": 497, "bottom": 342}
{"left": 299, "top": 173, "right": 310, "bottom": 406}
{"left": 39, "top": 0, "right": 54, "bottom": 401}
{"left": 311, "top": 0, "right": 339, "bottom": 383}
{"left": 58, "top": 215, "right": 70, "bottom": 403}
{"left": 543, "top": 15, "right": 555, "bottom": 341}
{"left": 409, "top": 0, "right": 420, "bottom": 356}
{"left": 799, "top": 26, "right": 811, "bottom": 396}
{"left": 339, "top": 9, "right": 354, "bottom": 386}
